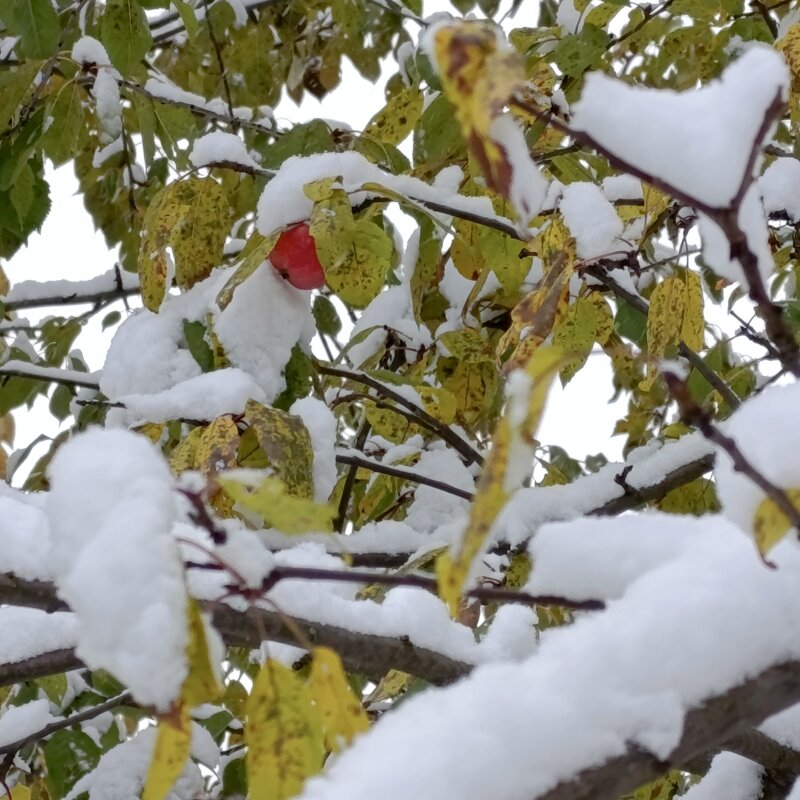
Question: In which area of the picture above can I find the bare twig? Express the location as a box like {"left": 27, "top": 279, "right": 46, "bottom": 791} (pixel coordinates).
{"left": 318, "top": 363, "right": 483, "bottom": 466}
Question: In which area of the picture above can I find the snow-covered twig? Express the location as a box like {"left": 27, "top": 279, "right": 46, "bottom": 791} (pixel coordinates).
{"left": 0, "top": 361, "right": 100, "bottom": 390}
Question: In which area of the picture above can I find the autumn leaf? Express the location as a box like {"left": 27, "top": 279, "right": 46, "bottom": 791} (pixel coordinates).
{"left": 434, "top": 21, "right": 526, "bottom": 202}
{"left": 246, "top": 659, "right": 325, "bottom": 800}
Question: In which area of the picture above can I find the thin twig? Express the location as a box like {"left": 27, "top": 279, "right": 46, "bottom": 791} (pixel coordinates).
{"left": 335, "top": 452, "right": 475, "bottom": 502}
{"left": 318, "top": 363, "right": 483, "bottom": 466}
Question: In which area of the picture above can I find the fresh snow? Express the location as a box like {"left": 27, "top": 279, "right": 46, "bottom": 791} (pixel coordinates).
{"left": 47, "top": 430, "right": 188, "bottom": 711}
{"left": 298, "top": 520, "right": 800, "bottom": 800}
{"left": 559, "top": 182, "right": 625, "bottom": 259}
{"left": 571, "top": 47, "right": 789, "bottom": 208}
{"left": 189, "top": 131, "right": 261, "bottom": 171}
{"left": 759, "top": 157, "right": 800, "bottom": 221}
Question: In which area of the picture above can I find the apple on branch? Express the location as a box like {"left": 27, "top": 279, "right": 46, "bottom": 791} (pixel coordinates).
{"left": 269, "top": 223, "right": 326, "bottom": 290}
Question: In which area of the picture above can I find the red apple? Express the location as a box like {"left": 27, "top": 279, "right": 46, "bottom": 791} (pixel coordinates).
{"left": 269, "top": 223, "right": 326, "bottom": 290}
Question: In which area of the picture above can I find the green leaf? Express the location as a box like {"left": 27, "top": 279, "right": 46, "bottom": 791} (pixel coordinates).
{"left": 183, "top": 319, "right": 214, "bottom": 373}
{"left": 42, "top": 81, "right": 87, "bottom": 166}
{"left": 260, "top": 120, "right": 335, "bottom": 170}
{"left": 365, "top": 85, "right": 424, "bottom": 146}
{"left": 100, "top": 0, "right": 153, "bottom": 75}
{"left": 44, "top": 730, "right": 101, "bottom": 799}
{"left": 0, "top": 62, "right": 41, "bottom": 134}
{"left": 312, "top": 295, "right": 342, "bottom": 336}
{"left": 412, "top": 94, "right": 465, "bottom": 169}
{"left": 0, "top": 0, "right": 58, "bottom": 58}
{"left": 551, "top": 24, "right": 610, "bottom": 78}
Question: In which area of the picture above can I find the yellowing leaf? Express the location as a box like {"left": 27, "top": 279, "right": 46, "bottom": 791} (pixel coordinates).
{"left": 139, "top": 177, "right": 230, "bottom": 311}
{"left": 168, "top": 426, "right": 205, "bottom": 474}
{"left": 244, "top": 399, "right": 314, "bottom": 498}
{"left": 641, "top": 272, "right": 704, "bottom": 390}
{"left": 434, "top": 22, "right": 526, "bottom": 205}
{"left": 142, "top": 706, "right": 191, "bottom": 800}
{"left": 195, "top": 416, "right": 239, "bottom": 478}
{"left": 246, "top": 659, "right": 324, "bottom": 800}
{"left": 778, "top": 24, "right": 800, "bottom": 91}
{"left": 552, "top": 293, "right": 614, "bottom": 384}
{"left": 182, "top": 599, "right": 222, "bottom": 708}
{"left": 437, "top": 346, "right": 564, "bottom": 614}
{"left": 308, "top": 647, "right": 369, "bottom": 751}
{"left": 365, "top": 85, "right": 424, "bottom": 146}
{"left": 220, "top": 475, "right": 335, "bottom": 534}
{"left": 216, "top": 230, "right": 281, "bottom": 310}
{"left": 753, "top": 487, "right": 800, "bottom": 561}
{"left": 479, "top": 226, "right": 533, "bottom": 293}
{"left": 439, "top": 329, "right": 494, "bottom": 364}
{"left": 307, "top": 179, "right": 393, "bottom": 308}
{"left": 499, "top": 231, "right": 574, "bottom": 372}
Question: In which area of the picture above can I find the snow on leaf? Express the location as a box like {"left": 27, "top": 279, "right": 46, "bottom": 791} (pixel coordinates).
{"left": 433, "top": 21, "right": 526, "bottom": 207}
{"left": 246, "top": 659, "right": 325, "bottom": 800}
{"left": 244, "top": 399, "right": 315, "bottom": 498}
{"left": 142, "top": 706, "right": 191, "bottom": 800}
{"left": 752, "top": 487, "right": 800, "bottom": 562}
{"left": 308, "top": 647, "right": 369, "bottom": 752}
{"left": 195, "top": 416, "right": 239, "bottom": 479}
{"left": 437, "top": 346, "right": 564, "bottom": 615}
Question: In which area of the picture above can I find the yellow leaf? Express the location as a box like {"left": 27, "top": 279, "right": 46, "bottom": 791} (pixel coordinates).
{"left": 778, "top": 24, "right": 800, "bottom": 89}
{"left": 182, "top": 599, "right": 222, "bottom": 708}
{"left": 365, "top": 85, "right": 424, "bottom": 146}
{"left": 641, "top": 273, "right": 697, "bottom": 391}
{"left": 244, "top": 399, "right": 314, "bottom": 498}
{"left": 479, "top": 226, "right": 533, "bottom": 293}
{"left": 439, "top": 328, "right": 494, "bottom": 364}
{"left": 217, "top": 230, "right": 281, "bottom": 310}
{"left": 753, "top": 487, "right": 800, "bottom": 561}
{"left": 220, "top": 475, "right": 335, "bottom": 534}
{"left": 142, "top": 707, "right": 191, "bottom": 800}
{"left": 552, "top": 293, "right": 614, "bottom": 384}
{"left": 10, "top": 786, "right": 31, "bottom": 800}
{"left": 308, "top": 647, "right": 369, "bottom": 751}
{"left": 0, "top": 414, "right": 15, "bottom": 446}
{"left": 245, "top": 659, "right": 324, "bottom": 800}
{"left": 434, "top": 21, "right": 526, "bottom": 204}
{"left": 681, "top": 270, "right": 704, "bottom": 351}
{"left": 195, "top": 416, "right": 239, "bottom": 478}
{"left": 307, "top": 179, "right": 393, "bottom": 308}
{"left": 499, "top": 238, "right": 574, "bottom": 371}
{"left": 139, "top": 177, "right": 230, "bottom": 311}
{"left": 438, "top": 346, "right": 564, "bottom": 614}
{"left": 168, "top": 426, "right": 206, "bottom": 474}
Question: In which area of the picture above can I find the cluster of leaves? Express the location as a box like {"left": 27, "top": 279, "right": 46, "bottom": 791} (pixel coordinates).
{"left": 2, "top": 0, "right": 800, "bottom": 799}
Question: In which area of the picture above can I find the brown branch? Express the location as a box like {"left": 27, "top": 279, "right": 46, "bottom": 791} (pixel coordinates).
{"left": 336, "top": 452, "right": 475, "bottom": 502}
{"left": 260, "top": 565, "right": 604, "bottom": 612}
{"left": 537, "top": 659, "right": 800, "bottom": 800}
{"left": 3, "top": 286, "right": 139, "bottom": 312}
{"left": 0, "top": 573, "right": 469, "bottom": 686}
{"left": 0, "top": 692, "right": 132, "bottom": 756}
{"left": 317, "top": 363, "right": 483, "bottom": 466}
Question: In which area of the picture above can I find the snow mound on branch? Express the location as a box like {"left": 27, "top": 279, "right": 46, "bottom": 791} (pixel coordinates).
{"left": 559, "top": 182, "right": 624, "bottom": 259}
{"left": 297, "top": 517, "right": 800, "bottom": 800}
{"left": 677, "top": 752, "right": 761, "bottom": 800}
{"left": 0, "top": 608, "right": 78, "bottom": 664}
{"left": 101, "top": 263, "right": 312, "bottom": 423}
{"left": 759, "top": 157, "right": 800, "bottom": 221}
{"left": 715, "top": 381, "right": 800, "bottom": 534}
{"left": 256, "top": 151, "right": 540, "bottom": 235}
{"left": 0, "top": 494, "right": 51, "bottom": 579}
{"left": 571, "top": 47, "right": 789, "bottom": 208}
{"left": 190, "top": 131, "right": 260, "bottom": 171}
{"left": 47, "top": 429, "right": 187, "bottom": 711}
{"left": 290, "top": 397, "right": 337, "bottom": 503}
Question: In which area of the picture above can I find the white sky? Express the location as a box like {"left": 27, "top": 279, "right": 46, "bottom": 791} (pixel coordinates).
{"left": 3, "top": 0, "right": 627, "bottom": 484}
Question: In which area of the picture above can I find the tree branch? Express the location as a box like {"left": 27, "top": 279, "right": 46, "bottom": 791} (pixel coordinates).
{"left": 537, "top": 659, "right": 800, "bottom": 800}
{"left": 317, "top": 363, "right": 483, "bottom": 466}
